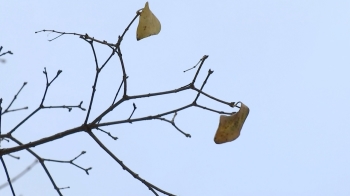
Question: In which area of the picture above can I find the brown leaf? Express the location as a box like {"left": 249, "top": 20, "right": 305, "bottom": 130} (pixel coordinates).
{"left": 214, "top": 102, "right": 250, "bottom": 144}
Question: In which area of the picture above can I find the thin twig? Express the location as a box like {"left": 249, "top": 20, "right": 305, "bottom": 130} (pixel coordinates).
{"left": 128, "top": 103, "right": 137, "bottom": 120}
{"left": 84, "top": 40, "right": 116, "bottom": 124}
{"left": 193, "top": 69, "right": 213, "bottom": 102}
{"left": 43, "top": 101, "right": 86, "bottom": 112}
{"left": 0, "top": 46, "right": 13, "bottom": 57}
{"left": 43, "top": 151, "right": 92, "bottom": 175}
{"left": 95, "top": 103, "right": 192, "bottom": 128}
{"left": 0, "top": 157, "right": 16, "bottom": 195}
{"left": 116, "top": 46, "right": 128, "bottom": 97}
{"left": 8, "top": 69, "right": 62, "bottom": 135}
{"left": 112, "top": 77, "right": 127, "bottom": 105}
{"left": 156, "top": 117, "right": 191, "bottom": 137}
{"left": 191, "top": 87, "right": 236, "bottom": 108}
{"left": 191, "top": 55, "right": 209, "bottom": 84}
{"left": 1, "top": 82, "right": 28, "bottom": 115}
{"left": 9, "top": 137, "right": 64, "bottom": 196}
{"left": 96, "top": 127, "right": 118, "bottom": 140}
{"left": 195, "top": 104, "right": 232, "bottom": 115}
{"left": 7, "top": 154, "right": 20, "bottom": 159}
{"left": 35, "top": 30, "right": 116, "bottom": 47}
{"left": 115, "top": 12, "right": 140, "bottom": 46}
{"left": 87, "top": 130, "right": 175, "bottom": 196}
{"left": 183, "top": 58, "right": 201, "bottom": 73}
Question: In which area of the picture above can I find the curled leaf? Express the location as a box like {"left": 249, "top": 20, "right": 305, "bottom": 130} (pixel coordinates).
{"left": 136, "top": 2, "right": 161, "bottom": 41}
{"left": 214, "top": 102, "right": 250, "bottom": 144}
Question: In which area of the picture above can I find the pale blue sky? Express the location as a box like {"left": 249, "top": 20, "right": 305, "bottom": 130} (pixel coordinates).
{"left": 1, "top": 1, "right": 350, "bottom": 195}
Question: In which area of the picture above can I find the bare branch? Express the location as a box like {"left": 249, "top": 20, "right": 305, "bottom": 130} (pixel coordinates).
{"left": 2, "top": 5, "right": 246, "bottom": 195}
{"left": 156, "top": 116, "right": 191, "bottom": 138}
{"left": 191, "top": 87, "right": 236, "bottom": 108}
{"left": 1, "top": 82, "right": 28, "bottom": 115}
{"left": 42, "top": 101, "right": 86, "bottom": 112}
{"left": 95, "top": 103, "right": 192, "bottom": 128}
{"left": 191, "top": 55, "right": 209, "bottom": 84}
{"left": 9, "top": 137, "right": 64, "bottom": 196}
{"left": 128, "top": 103, "right": 137, "bottom": 120}
{"left": 183, "top": 58, "right": 201, "bottom": 73}
{"left": 127, "top": 83, "right": 191, "bottom": 100}
{"left": 87, "top": 130, "right": 175, "bottom": 196}
{"left": 96, "top": 127, "right": 118, "bottom": 140}
{"left": 0, "top": 126, "right": 84, "bottom": 155}
{"left": 35, "top": 11, "right": 140, "bottom": 49}
{"left": 195, "top": 103, "right": 233, "bottom": 115}
{"left": 0, "top": 46, "right": 13, "bottom": 57}
{"left": 112, "top": 77, "right": 127, "bottom": 105}
{"left": 84, "top": 42, "right": 116, "bottom": 124}
{"left": 7, "top": 154, "right": 20, "bottom": 160}
{"left": 8, "top": 68, "right": 62, "bottom": 135}
{"left": 43, "top": 151, "right": 92, "bottom": 175}
{"left": 193, "top": 69, "right": 213, "bottom": 103}
{"left": 0, "top": 157, "right": 16, "bottom": 195}
{"left": 35, "top": 30, "right": 116, "bottom": 47}
{"left": 116, "top": 46, "right": 128, "bottom": 97}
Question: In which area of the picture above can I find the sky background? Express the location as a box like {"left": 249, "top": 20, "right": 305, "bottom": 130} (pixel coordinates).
{"left": 1, "top": 0, "right": 350, "bottom": 195}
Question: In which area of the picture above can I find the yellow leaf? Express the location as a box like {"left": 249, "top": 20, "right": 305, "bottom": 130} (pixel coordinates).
{"left": 136, "top": 2, "right": 161, "bottom": 41}
{"left": 214, "top": 102, "right": 250, "bottom": 144}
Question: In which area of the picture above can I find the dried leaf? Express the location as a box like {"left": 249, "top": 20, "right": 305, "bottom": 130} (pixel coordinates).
{"left": 214, "top": 102, "right": 250, "bottom": 144}
{"left": 136, "top": 2, "right": 161, "bottom": 41}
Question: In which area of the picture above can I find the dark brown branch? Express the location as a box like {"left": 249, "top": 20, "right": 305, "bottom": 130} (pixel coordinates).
{"left": 91, "top": 83, "right": 191, "bottom": 125}
{"left": 9, "top": 137, "right": 64, "bottom": 196}
{"left": 1, "top": 100, "right": 14, "bottom": 194}
{"left": 0, "top": 46, "right": 13, "bottom": 57}
{"left": 128, "top": 103, "right": 137, "bottom": 120}
{"left": 95, "top": 103, "right": 192, "bottom": 128}
{"left": 3, "top": 107, "right": 28, "bottom": 114}
{"left": 183, "top": 58, "right": 201, "bottom": 73}
{"left": 0, "top": 99, "right": 2, "bottom": 135}
{"left": 112, "top": 77, "right": 127, "bottom": 105}
{"left": 35, "top": 30, "right": 116, "bottom": 47}
{"left": 115, "top": 12, "right": 140, "bottom": 46}
{"left": 8, "top": 69, "right": 62, "bottom": 135}
{"left": 1, "top": 82, "right": 27, "bottom": 115}
{"left": 0, "top": 101, "right": 232, "bottom": 156}
{"left": 191, "top": 55, "right": 209, "bottom": 84}
{"left": 48, "top": 33, "right": 64, "bottom": 41}
{"left": 0, "top": 58, "right": 233, "bottom": 156}
{"left": 0, "top": 156, "right": 15, "bottom": 195}
{"left": 7, "top": 154, "right": 20, "bottom": 159}
{"left": 127, "top": 84, "right": 191, "bottom": 100}
{"left": 42, "top": 101, "right": 86, "bottom": 112}
{"left": 43, "top": 151, "right": 92, "bottom": 175}
{"left": 8, "top": 16, "right": 241, "bottom": 196}
{"left": 96, "top": 127, "right": 118, "bottom": 140}
{"left": 83, "top": 40, "right": 99, "bottom": 124}
{"left": 83, "top": 40, "right": 116, "bottom": 124}
{"left": 0, "top": 126, "right": 84, "bottom": 155}
{"left": 195, "top": 103, "right": 233, "bottom": 115}
{"left": 156, "top": 116, "right": 191, "bottom": 138}
{"left": 116, "top": 46, "right": 128, "bottom": 97}
{"left": 94, "top": 56, "right": 209, "bottom": 128}
{"left": 8, "top": 107, "right": 40, "bottom": 135}
{"left": 193, "top": 69, "right": 213, "bottom": 102}
{"left": 35, "top": 11, "right": 140, "bottom": 49}
{"left": 87, "top": 130, "right": 175, "bottom": 196}
{"left": 191, "top": 87, "right": 236, "bottom": 107}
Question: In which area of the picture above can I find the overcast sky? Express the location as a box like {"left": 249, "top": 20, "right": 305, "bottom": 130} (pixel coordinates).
{"left": 1, "top": 1, "right": 350, "bottom": 195}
